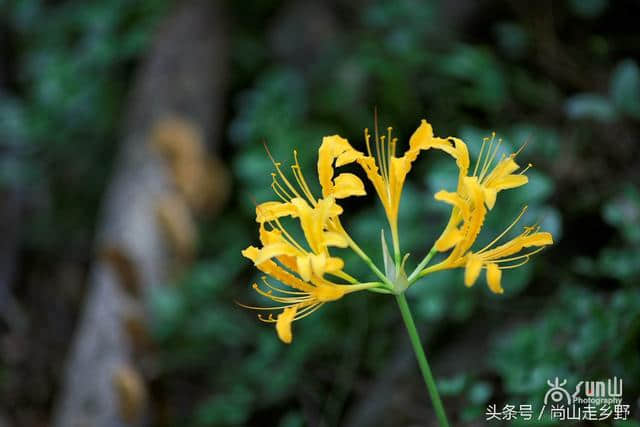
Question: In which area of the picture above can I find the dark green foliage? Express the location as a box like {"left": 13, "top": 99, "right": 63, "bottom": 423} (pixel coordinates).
{"left": 5, "top": 0, "right": 640, "bottom": 425}
{"left": 151, "top": 0, "right": 640, "bottom": 424}
{"left": 0, "top": 0, "right": 168, "bottom": 252}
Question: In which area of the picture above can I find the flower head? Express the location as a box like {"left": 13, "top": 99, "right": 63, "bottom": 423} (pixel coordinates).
{"left": 425, "top": 134, "right": 553, "bottom": 293}
{"left": 241, "top": 147, "right": 379, "bottom": 343}
{"left": 319, "top": 118, "right": 463, "bottom": 256}
{"left": 241, "top": 118, "right": 553, "bottom": 342}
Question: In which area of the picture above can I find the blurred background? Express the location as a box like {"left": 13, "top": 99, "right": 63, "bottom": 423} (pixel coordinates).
{"left": 1, "top": 0, "right": 639, "bottom": 426}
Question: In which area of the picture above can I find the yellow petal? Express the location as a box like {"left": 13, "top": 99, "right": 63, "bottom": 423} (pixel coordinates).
{"left": 258, "top": 225, "right": 298, "bottom": 271}
{"left": 296, "top": 255, "right": 312, "bottom": 281}
{"left": 318, "top": 135, "right": 362, "bottom": 198}
{"left": 457, "top": 177, "right": 487, "bottom": 255}
{"left": 523, "top": 232, "right": 553, "bottom": 247}
{"left": 491, "top": 157, "right": 520, "bottom": 178}
{"left": 310, "top": 253, "right": 326, "bottom": 277}
{"left": 464, "top": 253, "right": 483, "bottom": 287}
{"left": 435, "top": 226, "right": 463, "bottom": 252}
{"left": 242, "top": 246, "right": 313, "bottom": 292}
{"left": 255, "top": 201, "right": 297, "bottom": 223}
{"left": 324, "top": 256, "right": 344, "bottom": 273}
{"left": 332, "top": 173, "right": 366, "bottom": 198}
{"left": 322, "top": 231, "right": 349, "bottom": 248}
{"left": 431, "top": 136, "right": 471, "bottom": 179}
{"left": 276, "top": 306, "right": 297, "bottom": 344}
{"left": 407, "top": 119, "right": 434, "bottom": 156}
{"left": 336, "top": 150, "right": 362, "bottom": 167}
{"left": 314, "top": 285, "right": 345, "bottom": 302}
{"left": 486, "top": 263, "right": 504, "bottom": 294}
{"left": 493, "top": 174, "right": 528, "bottom": 191}
{"left": 254, "top": 243, "right": 298, "bottom": 265}
{"left": 483, "top": 187, "right": 497, "bottom": 210}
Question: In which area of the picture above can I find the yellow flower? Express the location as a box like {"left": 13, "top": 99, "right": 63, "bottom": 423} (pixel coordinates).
{"left": 242, "top": 119, "right": 554, "bottom": 343}
{"left": 241, "top": 245, "right": 369, "bottom": 343}
{"left": 424, "top": 134, "right": 553, "bottom": 293}
{"left": 320, "top": 119, "right": 461, "bottom": 256}
{"left": 241, "top": 147, "right": 378, "bottom": 343}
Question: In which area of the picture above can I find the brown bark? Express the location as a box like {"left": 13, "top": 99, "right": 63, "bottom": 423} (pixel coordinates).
{"left": 52, "top": 1, "right": 228, "bottom": 426}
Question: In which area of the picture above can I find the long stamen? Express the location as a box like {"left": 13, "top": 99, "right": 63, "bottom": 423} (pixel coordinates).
{"left": 477, "top": 206, "right": 528, "bottom": 253}
{"left": 293, "top": 303, "right": 324, "bottom": 320}
{"left": 292, "top": 150, "right": 317, "bottom": 206}
{"left": 519, "top": 163, "right": 533, "bottom": 175}
{"left": 479, "top": 137, "right": 503, "bottom": 181}
{"left": 262, "top": 278, "right": 307, "bottom": 295}
{"left": 258, "top": 313, "right": 277, "bottom": 323}
{"left": 374, "top": 110, "right": 387, "bottom": 184}
{"left": 253, "top": 282, "right": 312, "bottom": 302}
{"left": 473, "top": 136, "right": 489, "bottom": 177}
{"left": 491, "top": 247, "right": 546, "bottom": 263}
{"left": 263, "top": 143, "right": 304, "bottom": 200}
{"left": 271, "top": 182, "right": 290, "bottom": 202}
{"left": 478, "top": 133, "right": 496, "bottom": 178}
{"left": 270, "top": 174, "right": 294, "bottom": 202}
{"left": 269, "top": 218, "right": 307, "bottom": 253}
{"left": 493, "top": 258, "right": 531, "bottom": 269}
{"left": 236, "top": 300, "right": 292, "bottom": 311}
{"left": 380, "top": 135, "right": 388, "bottom": 182}
{"left": 364, "top": 128, "right": 372, "bottom": 157}
{"left": 514, "top": 137, "right": 530, "bottom": 156}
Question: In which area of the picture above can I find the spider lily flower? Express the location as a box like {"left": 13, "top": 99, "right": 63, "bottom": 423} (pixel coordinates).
{"left": 473, "top": 133, "right": 531, "bottom": 209}
{"left": 241, "top": 245, "right": 374, "bottom": 343}
{"left": 242, "top": 119, "right": 553, "bottom": 342}
{"left": 424, "top": 134, "right": 552, "bottom": 293}
{"left": 320, "top": 119, "right": 460, "bottom": 258}
{"left": 242, "top": 147, "right": 380, "bottom": 343}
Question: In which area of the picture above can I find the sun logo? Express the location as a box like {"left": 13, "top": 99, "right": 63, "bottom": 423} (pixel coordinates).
{"left": 544, "top": 377, "right": 572, "bottom": 405}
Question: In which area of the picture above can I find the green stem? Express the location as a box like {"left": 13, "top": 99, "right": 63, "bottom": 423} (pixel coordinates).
{"left": 344, "top": 234, "right": 393, "bottom": 288}
{"left": 408, "top": 246, "right": 437, "bottom": 284}
{"left": 391, "top": 222, "right": 401, "bottom": 265}
{"left": 395, "top": 293, "right": 449, "bottom": 427}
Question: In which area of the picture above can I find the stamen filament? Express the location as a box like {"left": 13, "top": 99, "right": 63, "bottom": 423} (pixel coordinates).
{"left": 292, "top": 150, "right": 317, "bottom": 205}
{"left": 477, "top": 206, "right": 528, "bottom": 253}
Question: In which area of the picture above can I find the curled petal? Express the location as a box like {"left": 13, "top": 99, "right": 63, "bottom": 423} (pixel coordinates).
{"left": 258, "top": 225, "right": 298, "bottom": 271}
{"left": 242, "top": 246, "right": 313, "bottom": 292}
{"left": 256, "top": 201, "right": 297, "bottom": 223}
{"left": 318, "top": 135, "right": 363, "bottom": 198}
{"left": 276, "top": 306, "right": 297, "bottom": 344}
{"left": 464, "top": 253, "right": 483, "bottom": 287}
{"left": 435, "top": 226, "right": 463, "bottom": 252}
{"left": 254, "top": 243, "right": 299, "bottom": 265}
{"left": 406, "top": 119, "right": 435, "bottom": 162}
{"left": 486, "top": 263, "right": 503, "bottom": 294}
{"left": 434, "top": 190, "right": 470, "bottom": 219}
{"left": 332, "top": 173, "right": 366, "bottom": 198}
{"left": 523, "top": 232, "right": 554, "bottom": 247}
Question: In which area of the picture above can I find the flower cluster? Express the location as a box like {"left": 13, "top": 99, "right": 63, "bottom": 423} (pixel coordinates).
{"left": 242, "top": 119, "right": 553, "bottom": 343}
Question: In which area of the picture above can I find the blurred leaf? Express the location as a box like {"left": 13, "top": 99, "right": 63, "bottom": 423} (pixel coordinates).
{"left": 494, "top": 22, "right": 529, "bottom": 59}
{"left": 565, "top": 93, "right": 617, "bottom": 121}
{"left": 568, "top": 0, "right": 608, "bottom": 18}
{"left": 610, "top": 59, "right": 640, "bottom": 119}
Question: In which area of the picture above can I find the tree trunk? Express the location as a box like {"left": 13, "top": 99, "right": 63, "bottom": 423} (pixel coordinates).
{"left": 52, "top": 1, "right": 228, "bottom": 426}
